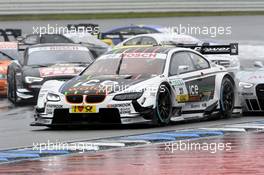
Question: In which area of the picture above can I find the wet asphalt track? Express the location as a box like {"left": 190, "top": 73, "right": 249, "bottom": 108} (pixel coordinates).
{"left": 0, "top": 97, "right": 263, "bottom": 151}
{"left": 0, "top": 15, "right": 263, "bottom": 150}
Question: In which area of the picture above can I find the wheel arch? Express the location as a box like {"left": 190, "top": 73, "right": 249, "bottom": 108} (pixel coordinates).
{"left": 223, "top": 74, "right": 235, "bottom": 87}
{"left": 159, "top": 81, "right": 178, "bottom": 107}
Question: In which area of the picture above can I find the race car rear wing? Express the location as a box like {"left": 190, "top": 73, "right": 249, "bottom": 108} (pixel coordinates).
{"left": 171, "top": 42, "right": 238, "bottom": 55}
{"left": 0, "top": 29, "right": 22, "bottom": 41}
{"left": 100, "top": 32, "right": 145, "bottom": 42}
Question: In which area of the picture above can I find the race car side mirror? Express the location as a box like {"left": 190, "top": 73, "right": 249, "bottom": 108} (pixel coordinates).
{"left": 101, "top": 39, "right": 114, "bottom": 46}
{"left": 254, "top": 61, "right": 264, "bottom": 68}
{"left": 177, "top": 65, "right": 190, "bottom": 74}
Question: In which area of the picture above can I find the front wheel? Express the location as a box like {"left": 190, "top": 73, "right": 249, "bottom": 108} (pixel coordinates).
{"left": 8, "top": 71, "right": 19, "bottom": 105}
{"left": 220, "top": 77, "right": 235, "bottom": 118}
{"left": 152, "top": 85, "right": 172, "bottom": 126}
{"left": 7, "top": 70, "right": 14, "bottom": 102}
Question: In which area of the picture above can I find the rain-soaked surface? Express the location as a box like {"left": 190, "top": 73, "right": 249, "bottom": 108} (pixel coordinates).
{"left": 0, "top": 15, "right": 263, "bottom": 174}
{"left": 0, "top": 132, "right": 263, "bottom": 175}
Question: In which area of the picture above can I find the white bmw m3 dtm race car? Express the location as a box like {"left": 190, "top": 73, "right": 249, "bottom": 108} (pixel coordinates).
{"left": 31, "top": 43, "right": 240, "bottom": 127}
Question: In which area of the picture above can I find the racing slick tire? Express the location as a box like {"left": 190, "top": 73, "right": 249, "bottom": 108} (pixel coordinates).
{"left": 7, "top": 71, "right": 19, "bottom": 105}
{"left": 220, "top": 77, "right": 235, "bottom": 119}
{"left": 7, "top": 69, "right": 14, "bottom": 102}
{"left": 152, "top": 84, "right": 173, "bottom": 126}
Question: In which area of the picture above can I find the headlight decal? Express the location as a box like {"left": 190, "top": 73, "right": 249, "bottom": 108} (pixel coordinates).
{"left": 46, "top": 93, "right": 61, "bottom": 102}
{"left": 25, "top": 76, "right": 43, "bottom": 84}
{"left": 113, "top": 92, "right": 143, "bottom": 101}
{"left": 239, "top": 82, "right": 254, "bottom": 89}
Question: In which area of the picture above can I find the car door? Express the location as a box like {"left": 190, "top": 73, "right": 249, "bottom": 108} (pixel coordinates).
{"left": 168, "top": 51, "right": 215, "bottom": 106}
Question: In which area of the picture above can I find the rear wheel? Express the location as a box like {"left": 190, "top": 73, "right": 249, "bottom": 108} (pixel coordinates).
{"left": 152, "top": 85, "right": 172, "bottom": 125}
{"left": 220, "top": 77, "right": 235, "bottom": 118}
{"left": 8, "top": 71, "right": 19, "bottom": 104}
{"left": 7, "top": 70, "right": 14, "bottom": 102}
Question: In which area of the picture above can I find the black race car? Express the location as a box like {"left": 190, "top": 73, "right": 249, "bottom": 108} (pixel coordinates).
{"left": 19, "top": 34, "right": 73, "bottom": 45}
{"left": 19, "top": 33, "right": 109, "bottom": 58}
{"left": 7, "top": 43, "right": 94, "bottom": 104}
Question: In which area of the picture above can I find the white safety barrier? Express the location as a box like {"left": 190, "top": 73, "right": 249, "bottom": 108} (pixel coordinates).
{"left": 0, "top": 0, "right": 263, "bottom": 15}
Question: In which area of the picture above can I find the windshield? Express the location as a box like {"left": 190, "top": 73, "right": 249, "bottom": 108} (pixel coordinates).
{"left": 64, "top": 33, "right": 109, "bottom": 48}
{"left": 83, "top": 57, "right": 165, "bottom": 76}
{"left": 27, "top": 49, "right": 93, "bottom": 66}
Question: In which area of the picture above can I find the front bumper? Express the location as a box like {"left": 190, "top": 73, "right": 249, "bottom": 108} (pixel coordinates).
{"left": 32, "top": 108, "right": 153, "bottom": 126}
{"left": 16, "top": 85, "right": 41, "bottom": 102}
{"left": 239, "top": 84, "right": 264, "bottom": 112}
{"left": 32, "top": 98, "right": 155, "bottom": 126}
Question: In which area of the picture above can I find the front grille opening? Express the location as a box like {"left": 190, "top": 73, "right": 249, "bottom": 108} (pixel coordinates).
{"left": 256, "top": 84, "right": 264, "bottom": 110}
{"left": 86, "top": 95, "right": 105, "bottom": 103}
{"left": 250, "top": 99, "right": 260, "bottom": 111}
{"left": 246, "top": 99, "right": 252, "bottom": 111}
{"left": 52, "top": 108, "right": 121, "bottom": 124}
{"left": 66, "top": 95, "right": 83, "bottom": 103}
{"left": 258, "top": 99, "right": 264, "bottom": 110}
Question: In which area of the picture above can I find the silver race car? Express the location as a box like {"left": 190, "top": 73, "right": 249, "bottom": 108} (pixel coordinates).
{"left": 237, "top": 61, "right": 264, "bottom": 113}
{"left": 31, "top": 43, "right": 239, "bottom": 127}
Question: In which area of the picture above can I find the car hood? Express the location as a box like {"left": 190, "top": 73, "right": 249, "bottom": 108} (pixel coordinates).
{"left": 60, "top": 74, "right": 155, "bottom": 95}
{"left": 23, "top": 63, "right": 88, "bottom": 78}
{"left": 237, "top": 69, "right": 264, "bottom": 84}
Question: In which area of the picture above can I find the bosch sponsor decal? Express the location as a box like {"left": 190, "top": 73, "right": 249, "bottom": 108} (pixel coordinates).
{"left": 101, "top": 53, "right": 167, "bottom": 60}
{"left": 39, "top": 67, "right": 84, "bottom": 77}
